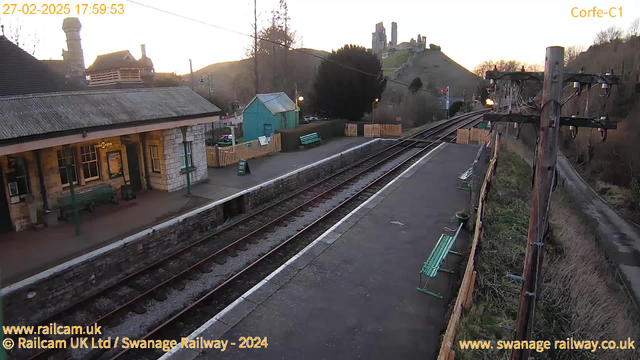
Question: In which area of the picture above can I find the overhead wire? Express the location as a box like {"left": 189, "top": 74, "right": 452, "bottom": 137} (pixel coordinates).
{"left": 126, "top": 0, "right": 434, "bottom": 93}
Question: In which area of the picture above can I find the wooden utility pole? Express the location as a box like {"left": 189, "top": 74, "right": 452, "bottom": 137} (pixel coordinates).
{"left": 510, "top": 46, "right": 564, "bottom": 360}
{"left": 189, "top": 59, "right": 194, "bottom": 91}
{"left": 253, "top": 0, "right": 259, "bottom": 94}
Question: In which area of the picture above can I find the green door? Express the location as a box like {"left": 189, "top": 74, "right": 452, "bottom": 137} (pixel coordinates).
{"left": 0, "top": 172, "right": 13, "bottom": 233}
{"left": 264, "top": 124, "right": 273, "bottom": 137}
{"left": 126, "top": 143, "right": 143, "bottom": 192}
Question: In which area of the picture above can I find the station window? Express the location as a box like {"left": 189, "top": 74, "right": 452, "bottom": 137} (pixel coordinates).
{"left": 178, "top": 142, "right": 193, "bottom": 170}
{"left": 150, "top": 145, "right": 161, "bottom": 172}
{"left": 57, "top": 149, "right": 78, "bottom": 187}
{"left": 80, "top": 145, "right": 100, "bottom": 181}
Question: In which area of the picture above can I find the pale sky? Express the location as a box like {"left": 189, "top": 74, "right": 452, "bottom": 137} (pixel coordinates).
{"left": 2, "top": 0, "right": 638, "bottom": 74}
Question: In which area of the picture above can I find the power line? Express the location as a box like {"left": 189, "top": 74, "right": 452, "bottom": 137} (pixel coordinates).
{"left": 126, "top": 0, "right": 431, "bottom": 93}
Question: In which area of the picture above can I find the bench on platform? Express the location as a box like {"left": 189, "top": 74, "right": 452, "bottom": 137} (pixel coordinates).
{"left": 417, "top": 223, "right": 463, "bottom": 298}
{"left": 299, "top": 133, "right": 322, "bottom": 149}
{"left": 58, "top": 183, "right": 118, "bottom": 219}
{"left": 457, "top": 167, "right": 474, "bottom": 191}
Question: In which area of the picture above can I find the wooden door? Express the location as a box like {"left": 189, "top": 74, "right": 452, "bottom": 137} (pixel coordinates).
{"left": 126, "top": 143, "right": 142, "bottom": 192}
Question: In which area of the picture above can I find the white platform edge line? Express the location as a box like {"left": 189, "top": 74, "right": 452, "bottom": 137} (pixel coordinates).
{"left": 159, "top": 142, "right": 446, "bottom": 359}
{"left": 1, "top": 139, "right": 383, "bottom": 296}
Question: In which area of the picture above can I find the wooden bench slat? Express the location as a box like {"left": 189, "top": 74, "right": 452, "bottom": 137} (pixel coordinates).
{"left": 458, "top": 166, "right": 474, "bottom": 191}
{"left": 300, "top": 132, "right": 322, "bottom": 145}
{"left": 418, "top": 223, "right": 464, "bottom": 298}
{"left": 58, "top": 183, "right": 116, "bottom": 216}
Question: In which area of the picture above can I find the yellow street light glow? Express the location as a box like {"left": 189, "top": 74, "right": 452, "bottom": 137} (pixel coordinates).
{"left": 298, "top": 96, "right": 304, "bottom": 102}
{"left": 374, "top": 98, "right": 379, "bottom": 102}
{"left": 486, "top": 99, "right": 495, "bottom": 106}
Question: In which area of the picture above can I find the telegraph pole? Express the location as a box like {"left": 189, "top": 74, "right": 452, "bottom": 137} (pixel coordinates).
{"left": 189, "top": 59, "right": 194, "bottom": 91}
{"left": 253, "top": 0, "right": 259, "bottom": 94}
{"left": 510, "top": 46, "right": 564, "bottom": 360}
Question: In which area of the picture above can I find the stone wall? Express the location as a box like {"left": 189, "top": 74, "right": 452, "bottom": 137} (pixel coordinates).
{"left": 163, "top": 125, "right": 208, "bottom": 192}
{"left": 0, "top": 124, "right": 208, "bottom": 231}
{"left": 1, "top": 139, "right": 393, "bottom": 326}
{"left": 0, "top": 135, "right": 139, "bottom": 231}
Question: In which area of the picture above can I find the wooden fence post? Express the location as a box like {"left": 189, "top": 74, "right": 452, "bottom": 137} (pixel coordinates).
{"left": 463, "top": 270, "right": 477, "bottom": 310}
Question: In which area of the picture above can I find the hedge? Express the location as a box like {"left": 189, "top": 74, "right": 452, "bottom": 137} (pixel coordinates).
{"left": 277, "top": 120, "right": 346, "bottom": 151}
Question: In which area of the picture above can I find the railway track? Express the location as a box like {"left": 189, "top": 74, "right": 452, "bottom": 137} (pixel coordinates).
{"left": 10, "top": 111, "right": 485, "bottom": 360}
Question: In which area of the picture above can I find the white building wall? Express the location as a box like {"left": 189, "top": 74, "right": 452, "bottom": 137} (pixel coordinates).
{"left": 162, "top": 124, "right": 208, "bottom": 192}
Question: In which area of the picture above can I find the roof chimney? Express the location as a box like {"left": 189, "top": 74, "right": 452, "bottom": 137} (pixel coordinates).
{"left": 62, "top": 17, "right": 85, "bottom": 81}
{"left": 141, "top": 44, "right": 147, "bottom": 58}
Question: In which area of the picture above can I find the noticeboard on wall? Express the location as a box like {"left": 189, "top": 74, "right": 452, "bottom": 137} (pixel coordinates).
{"left": 107, "top": 150, "right": 124, "bottom": 179}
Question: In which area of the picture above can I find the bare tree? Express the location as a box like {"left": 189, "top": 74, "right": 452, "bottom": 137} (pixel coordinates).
{"left": 472, "top": 60, "right": 494, "bottom": 78}
{"left": 472, "top": 59, "right": 533, "bottom": 77}
{"left": 0, "top": 18, "right": 39, "bottom": 56}
{"left": 628, "top": 18, "right": 640, "bottom": 38}
{"left": 525, "top": 63, "right": 543, "bottom": 72}
{"left": 564, "top": 45, "right": 585, "bottom": 66}
{"left": 594, "top": 25, "right": 624, "bottom": 45}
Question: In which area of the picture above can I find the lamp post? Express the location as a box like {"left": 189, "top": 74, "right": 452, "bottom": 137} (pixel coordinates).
{"left": 199, "top": 73, "right": 212, "bottom": 102}
{"left": 372, "top": 98, "right": 379, "bottom": 123}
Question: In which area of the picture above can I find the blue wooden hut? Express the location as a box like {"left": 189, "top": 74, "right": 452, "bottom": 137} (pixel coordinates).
{"left": 242, "top": 92, "right": 298, "bottom": 141}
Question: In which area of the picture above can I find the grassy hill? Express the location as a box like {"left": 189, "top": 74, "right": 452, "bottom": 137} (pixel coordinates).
{"left": 382, "top": 49, "right": 414, "bottom": 76}
{"left": 376, "top": 48, "right": 485, "bottom": 126}
{"left": 386, "top": 49, "right": 484, "bottom": 100}
{"left": 183, "top": 49, "right": 329, "bottom": 112}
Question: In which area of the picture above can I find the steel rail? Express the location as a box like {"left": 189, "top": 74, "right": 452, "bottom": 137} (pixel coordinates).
{"left": 20, "top": 111, "right": 484, "bottom": 360}
{"left": 109, "top": 113, "right": 484, "bottom": 360}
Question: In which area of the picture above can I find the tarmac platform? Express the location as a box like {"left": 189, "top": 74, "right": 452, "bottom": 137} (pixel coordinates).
{"left": 0, "top": 137, "right": 372, "bottom": 286}
{"left": 167, "top": 142, "right": 481, "bottom": 360}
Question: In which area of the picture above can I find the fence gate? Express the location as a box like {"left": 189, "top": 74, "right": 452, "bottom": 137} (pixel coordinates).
{"left": 345, "top": 123, "right": 358, "bottom": 137}
{"left": 364, "top": 124, "right": 401, "bottom": 138}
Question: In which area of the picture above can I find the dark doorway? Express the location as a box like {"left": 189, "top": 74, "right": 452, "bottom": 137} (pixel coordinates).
{"left": 126, "top": 143, "right": 143, "bottom": 192}
{"left": 0, "top": 172, "right": 14, "bottom": 233}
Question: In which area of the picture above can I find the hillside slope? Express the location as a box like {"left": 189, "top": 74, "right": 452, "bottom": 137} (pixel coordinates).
{"left": 560, "top": 37, "right": 640, "bottom": 223}
{"left": 185, "top": 48, "right": 329, "bottom": 111}
{"left": 386, "top": 49, "right": 484, "bottom": 101}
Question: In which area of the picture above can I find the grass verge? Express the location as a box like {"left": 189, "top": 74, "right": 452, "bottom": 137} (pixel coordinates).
{"left": 455, "top": 150, "right": 640, "bottom": 360}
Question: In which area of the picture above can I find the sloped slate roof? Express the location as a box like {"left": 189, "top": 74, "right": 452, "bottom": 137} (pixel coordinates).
{"left": 0, "top": 36, "right": 79, "bottom": 96}
{"left": 86, "top": 50, "right": 152, "bottom": 72}
{"left": 0, "top": 87, "right": 221, "bottom": 143}
{"left": 41, "top": 60, "right": 70, "bottom": 76}
{"left": 256, "top": 92, "right": 296, "bottom": 114}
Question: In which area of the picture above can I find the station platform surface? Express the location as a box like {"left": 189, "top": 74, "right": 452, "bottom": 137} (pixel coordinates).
{"left": 0, "top": 137, "right": 372, "bottom": 286}
{"left": 172, "top": 142, "right": 480, "bottom": 360}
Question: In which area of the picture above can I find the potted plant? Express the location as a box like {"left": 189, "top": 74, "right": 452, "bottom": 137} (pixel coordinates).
{"left": 455, "top": 209, "right": 470, "bottom": 227}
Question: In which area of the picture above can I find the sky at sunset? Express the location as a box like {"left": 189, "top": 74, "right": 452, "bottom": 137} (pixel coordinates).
{"left": 1, "top": 0, "right": 639, "bottom": 74}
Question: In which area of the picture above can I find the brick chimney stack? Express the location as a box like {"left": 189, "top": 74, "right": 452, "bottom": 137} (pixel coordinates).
{"left": 62, "top": 17, "right": 86, "bottom": 81}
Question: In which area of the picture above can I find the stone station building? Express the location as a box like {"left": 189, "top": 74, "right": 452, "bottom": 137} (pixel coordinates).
{"left": 0, "top": 87, "right": 221, "bottom": 233}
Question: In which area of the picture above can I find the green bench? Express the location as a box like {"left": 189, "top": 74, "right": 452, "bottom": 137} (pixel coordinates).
{"left": 58, "top": 183, "right": 118, "bottom": 219}
{"left": 458, "top": 167, "right": 474, "bottom": 191}
{"left": 417, "top": 223, "right": 463, "bottom": 298}
{"left": 299, "top": 133, "right": 322, "bottom": 149}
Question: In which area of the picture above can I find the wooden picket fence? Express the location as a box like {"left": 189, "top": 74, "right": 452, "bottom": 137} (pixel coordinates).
{"left": 437, "top": 134, "right": 500, "bottom": 360}
{"left": 206, "top": 133, "right": 281, "bottom": 168}
{"left": 363, "top": 124, "right": 402, "bottom": 138}
{"left": 345, "top": 123, "right": 358, "bottom": 137}
{"left": 456, "top": 128, "right": 491, "bottom": 145}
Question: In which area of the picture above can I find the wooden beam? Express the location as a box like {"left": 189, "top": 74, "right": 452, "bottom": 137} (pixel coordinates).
{"left": 482, "top": 113, "right": 617, "bottom": 129}
{"left": 511, "top": 46, "right": 564, "bottom": 360}
{"left": 485, "top": 71, "right": 620, "bottom": 85}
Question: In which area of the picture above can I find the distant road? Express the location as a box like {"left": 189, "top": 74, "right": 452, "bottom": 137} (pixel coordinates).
{"left": 557, "top": 153, "right": 640, "bottom": 307}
